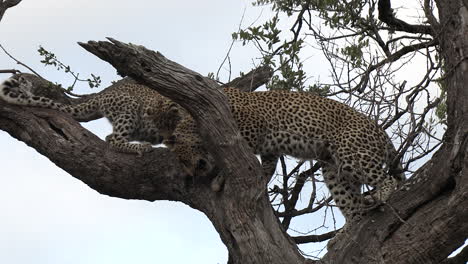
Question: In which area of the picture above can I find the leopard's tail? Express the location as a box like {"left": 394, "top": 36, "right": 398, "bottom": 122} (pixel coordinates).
{"left": 0, "top": 76, "right": 101, "bottom": 121}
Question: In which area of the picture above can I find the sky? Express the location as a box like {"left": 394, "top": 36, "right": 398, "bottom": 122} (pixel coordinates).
{"left": 0, "top": 1, "right": 465, "bottom": 263}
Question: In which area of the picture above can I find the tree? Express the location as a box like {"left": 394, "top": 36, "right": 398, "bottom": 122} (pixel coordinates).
{"left": 0, "top": 1, "right": 467, "bottom": 264}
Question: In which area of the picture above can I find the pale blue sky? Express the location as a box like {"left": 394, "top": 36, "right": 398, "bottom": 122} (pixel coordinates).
{"left": 0, "top": 1, "right": 334, "bottom": 263}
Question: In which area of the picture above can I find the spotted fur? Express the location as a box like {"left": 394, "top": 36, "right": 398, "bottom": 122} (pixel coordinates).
{"left": 156, "top": 87, "right": 405, "bottom": 224}
{"left": 1, "top": 75, "right": 404, "bottom": 224}
{"left": 0, "top": 75, "right": 164, "bottom": 155}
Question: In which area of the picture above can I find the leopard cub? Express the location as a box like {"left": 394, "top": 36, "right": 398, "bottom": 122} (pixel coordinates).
{"left": 0, "top": 74, "right": 164, "bottom": 155}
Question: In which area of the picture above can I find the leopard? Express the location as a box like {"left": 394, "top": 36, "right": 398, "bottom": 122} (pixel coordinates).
{"left": 152, "top": 87, "right": 405, "bottom": 226}
{"left": 1, "top": 74, "right": 404, "bottom": 227}
{"left": 0, "top": 74, "right": 165, "bottom": 155}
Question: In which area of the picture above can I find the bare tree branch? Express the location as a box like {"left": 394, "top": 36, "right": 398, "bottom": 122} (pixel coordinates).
{"left": 356, "top": 40, "right": 438, "bottom": 92}
{"left": 78, "top": 38, "right": 263, "bottom": 187}
{"left": 223, "top": 65, "right": 273, "bottom": 92}
{"left": 0, "top": 44, "right": 43, "bottom": 78}
{"left": 0, "top": 101, "right": 188, "bottom": 202}
{"left": 2, "top": 0, "right": 22, "bottom": 6}
{"left": 0, "top": 69, "right": 20, "bottom": 74}
{"left": 0, "top": 0, "right": 21, "bottom": 22}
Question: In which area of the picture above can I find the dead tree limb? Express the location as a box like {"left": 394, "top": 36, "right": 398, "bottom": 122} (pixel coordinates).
{"left": 378, "top": 0, "right": 433, "bottom": 35}
{"left": 0, "top": 0, "right": 22, "bottom": 22}
{"left": 223, "top": 65, "right": 273, "bottom": 92}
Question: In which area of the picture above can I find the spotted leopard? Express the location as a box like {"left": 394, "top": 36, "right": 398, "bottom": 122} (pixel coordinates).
{"left": 154, "top": 87, "right": 405, "bottom": 225}
{"left": 0, "top": 74, "right": 164, "bottom": 155}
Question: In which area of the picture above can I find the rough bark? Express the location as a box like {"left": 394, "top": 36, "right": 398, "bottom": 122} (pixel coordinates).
{"left": 221, "top": 64, "right": 273, "bottom": 92}
{"left": 377, "top": 0, "right": 433, "bottom": 34}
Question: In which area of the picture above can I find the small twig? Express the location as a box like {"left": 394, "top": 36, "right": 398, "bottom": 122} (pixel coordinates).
{"left": 0, "top": 46, "right": 85, "bottom": 97}
{"left": 216, "top": 6, "right": 247, "bottom": 80}
{"left": 0, "top": 44, "right": 43, "bottom": 78}
{"left": 2, "top": 0, "right": 22, "bottom": 7}
{"left": 292, "top": 229, "right": 340, "bottom": 244}
{"left": 0, "top": 69, "right": 20, "bottom": 74}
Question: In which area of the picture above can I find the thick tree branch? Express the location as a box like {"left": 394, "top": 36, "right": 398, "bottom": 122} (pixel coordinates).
{"left": 78, "top": 38, "right": 265, "bottom": 195}
{"left": 293, "top": 230, "right": 339, "bottom": 244}
{"left": 223, "top": 65, "right": 273, "bottom": 92}
{"left": 0, "top": 102, "right": 190, "bottom": 202}
{"left": 378, "top": 0, "right": 433, "bottom": 35}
